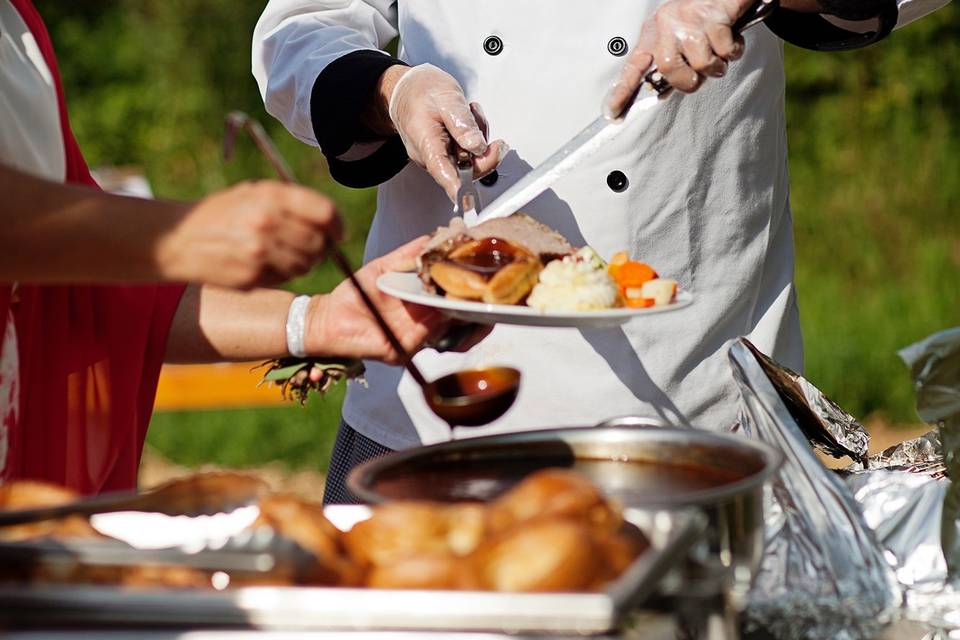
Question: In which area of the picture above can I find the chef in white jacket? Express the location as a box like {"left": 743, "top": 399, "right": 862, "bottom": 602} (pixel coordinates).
{"left": 253, "top": 0, "right": 949, "bottom": 502}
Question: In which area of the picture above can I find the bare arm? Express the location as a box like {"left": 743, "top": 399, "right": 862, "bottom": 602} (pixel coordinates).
{"left": 164, "top": 237, "right": 448, "bottom": 365}
{"left": 0, "top": 163, "right": 185, "bottom": 283}
{"left": 0, "top": 163, "right": 341, "bottom": 289}
{"left": 164, "top": 285, "right": 294, "bottom": 363}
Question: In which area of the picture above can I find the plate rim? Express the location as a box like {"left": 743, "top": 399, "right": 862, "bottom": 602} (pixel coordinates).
{"left": 375, "top": 271, "right": 693, "bottom": 320}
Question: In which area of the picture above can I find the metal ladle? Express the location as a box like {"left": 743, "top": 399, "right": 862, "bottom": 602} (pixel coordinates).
{"left": 223, "top": 112, "right": 520, "bottom": 428}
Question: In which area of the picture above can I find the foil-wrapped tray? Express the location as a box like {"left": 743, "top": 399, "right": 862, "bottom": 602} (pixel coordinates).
{"left": 0, "top": 505, "right": 703, "bottom": 635}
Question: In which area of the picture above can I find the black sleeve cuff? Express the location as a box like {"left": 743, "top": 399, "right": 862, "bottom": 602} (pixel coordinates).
{"left": 310, "top": 50, "right": 410, "bottom": 188}
{"left": 764, "top": 1, "right": 898, "bottom": 51}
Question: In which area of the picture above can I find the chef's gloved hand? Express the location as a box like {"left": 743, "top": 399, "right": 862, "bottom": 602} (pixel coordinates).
{"left": 387, "top": 64, "right": 508, "bottom": 202}
{"left": 604, "top": 0, "right": 753, "bottom": 118}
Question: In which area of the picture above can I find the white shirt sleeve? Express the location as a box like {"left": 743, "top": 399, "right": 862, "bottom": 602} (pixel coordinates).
{"left": 252, "top": 0, "right": 399, "bottom": 147}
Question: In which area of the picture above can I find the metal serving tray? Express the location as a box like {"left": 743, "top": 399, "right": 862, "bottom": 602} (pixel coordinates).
{"left": 0, "top": 506, "right": 703, "bottom": 635}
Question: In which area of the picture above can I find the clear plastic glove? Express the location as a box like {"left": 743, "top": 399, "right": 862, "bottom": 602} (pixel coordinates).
{"left": 605, "top": 0, "right": 753, "bottom": 117}
{"left": 388, "top": 64, "right": 508, "bottom": 202}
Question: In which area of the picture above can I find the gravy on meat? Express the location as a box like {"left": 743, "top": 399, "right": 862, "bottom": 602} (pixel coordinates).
{"left": 448, "top": 237, "right": 523, "bottom": 276}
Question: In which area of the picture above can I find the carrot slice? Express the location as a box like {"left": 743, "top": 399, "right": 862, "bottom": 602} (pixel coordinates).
{"left": 616, "top": 262, "right": 658, "bottom": 287}
{"left": 607, "top": 251, "right": 630, "bottom": 279}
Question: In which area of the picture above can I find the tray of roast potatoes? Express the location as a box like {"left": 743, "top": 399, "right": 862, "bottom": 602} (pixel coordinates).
{"left": 0, "top": 469, "right": 703, "bottom": 634}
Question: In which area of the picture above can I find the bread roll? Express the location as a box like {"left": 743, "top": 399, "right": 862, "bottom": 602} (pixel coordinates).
{"left": 344, "top": 502, "right": 486, "bottom": 568}
{"left": 255, "top": 494, "right": 358, "bottom": 585}
{"left": 474, "top": 518, "right": 599, "bottom": 592}
{"left": 486, "top": 469, "right": 621, "bottom": 536}
{"left": 0, "top": 480, "right": 100, "bottom": 541}
{"left": 589, "top": 526, "right": 645, "bottom": 588}
{"left": 366, "top": 552, "right": 481, "bottom": 590}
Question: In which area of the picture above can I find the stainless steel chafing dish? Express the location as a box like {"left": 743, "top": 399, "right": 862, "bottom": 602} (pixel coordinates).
{"left": 0, "top": 505, "right": 703, "bottom": 635}
{"left": 348, "top": 418, "right": 783, "bottom": 616}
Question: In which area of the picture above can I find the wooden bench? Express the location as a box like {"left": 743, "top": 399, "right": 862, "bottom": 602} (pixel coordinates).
{"left": 153, "top": 363, "right": 285, "bottom": 411}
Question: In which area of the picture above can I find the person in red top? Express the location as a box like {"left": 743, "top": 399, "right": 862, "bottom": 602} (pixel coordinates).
{"left": 0, "top": 0, "right": 452, "bottom": 495}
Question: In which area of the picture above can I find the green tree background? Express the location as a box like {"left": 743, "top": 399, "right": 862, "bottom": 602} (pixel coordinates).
{"left": 37, "top": 2, "right": 959, "bottom": 470}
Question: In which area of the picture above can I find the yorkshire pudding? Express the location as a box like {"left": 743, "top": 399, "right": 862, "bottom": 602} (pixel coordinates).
{"left": 0, "top": 480, "right": 101, "bottom": 541}
{"left": 474, "top": 517, "right": 599, "bottom": 592}
{"left": 343, "top": 501, "right": 486, "bottom": 568}
{"left": 366, "top": 552, "right": 482, "bottom": 590}
{"left": 484, "top": 468, "right": 622, "bottom": 536}
{"left": 428, "top": 237, "right": 543, "bottom": 305}
{"left": 418, "top": 213, "right": 574, "bottom": 305}
{"left": 254, "top": 494, "right": 359, "bottom": 585}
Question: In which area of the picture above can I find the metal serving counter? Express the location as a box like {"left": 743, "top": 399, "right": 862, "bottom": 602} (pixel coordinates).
{"left": 0, "top": 618, "right": 933, "bottom": 640}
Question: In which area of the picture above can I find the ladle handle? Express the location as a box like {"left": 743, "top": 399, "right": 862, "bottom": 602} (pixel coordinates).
{"left": 223, "top": 111, "right": 430, "bottom": 389}
{"left": 326, "top": 248, "right": 429, "bottom": 388}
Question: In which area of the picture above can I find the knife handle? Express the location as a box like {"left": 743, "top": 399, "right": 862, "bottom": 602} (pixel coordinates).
{"left": 453, "top": 145, "right": 482, "bottom": 218}
{"left": 643, "top": 0, "right": 780, "bottom": 96}
{"left": 455, "top": 147, "right": 473, "bottom": 171}
{"left": 731, "top": 0, "right": 780, "bottom": 34}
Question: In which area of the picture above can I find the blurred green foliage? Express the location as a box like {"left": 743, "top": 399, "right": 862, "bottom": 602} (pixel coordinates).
{"left": 37, "top": 2, "right": 959, "bottom": 470}
{"left": 785, "top": 7, "right": 960, "bottom": 418}
{"left": 147, "top": 387, "right": 346, "bottom": 471}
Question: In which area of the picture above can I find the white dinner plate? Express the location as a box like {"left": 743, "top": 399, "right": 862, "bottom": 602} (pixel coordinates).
{"left": 376, "top": 271, "right": 693, "bottom": 328}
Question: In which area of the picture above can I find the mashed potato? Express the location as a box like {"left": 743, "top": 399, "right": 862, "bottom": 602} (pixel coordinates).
{"left": 526, "top": 248, "right": 619, "bottom": 311}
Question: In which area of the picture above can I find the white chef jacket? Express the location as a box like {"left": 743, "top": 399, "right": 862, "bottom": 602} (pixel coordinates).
{"left": 253, "top": 0, "right": 950, "bottom": 449}
{"left": 0, "top": 0, "right": 67, "bottom": 475}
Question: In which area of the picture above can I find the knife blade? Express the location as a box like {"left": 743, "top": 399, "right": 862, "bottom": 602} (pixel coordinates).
{"left": 472, "top": 0, "right": 778, "bottom": 226}
{"left": 471, "top": 85, "right": 663, "bottom": 225}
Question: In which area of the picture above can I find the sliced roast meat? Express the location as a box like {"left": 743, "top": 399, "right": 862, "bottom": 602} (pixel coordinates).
{"left": 464, "top": 214, "right": 574, "bottom": 263}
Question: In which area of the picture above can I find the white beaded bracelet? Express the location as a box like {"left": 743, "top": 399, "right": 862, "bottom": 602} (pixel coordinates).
{"left": 285, "top": 295, "right": 312, "bottom": 358}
